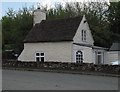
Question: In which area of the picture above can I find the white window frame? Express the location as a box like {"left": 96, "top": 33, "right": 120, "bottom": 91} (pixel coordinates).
{"left": 35, "top": 52, "right": 45, "bottom": 62}
{"left": 82, "top": 30, "right": 87, "bottom": 41}
{"left": 76, "top": 50, "right": 83, "bottom": 63}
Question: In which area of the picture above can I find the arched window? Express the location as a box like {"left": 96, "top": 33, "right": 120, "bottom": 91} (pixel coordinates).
{"left": 76, "top": 50, "right": 83, "bottom": 63}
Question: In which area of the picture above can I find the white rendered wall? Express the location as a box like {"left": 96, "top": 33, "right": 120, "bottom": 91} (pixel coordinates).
{"left": 73, "top": 15, "right": 94, "bottom": 45}
{"left": 72, "top": 44, "right": 94, "bottom": 63}
{"left": 106, "top": 51, "right": 119, "bottom": 64}
{"left": 18, "top": 42, "right": 72, "bottom": 62}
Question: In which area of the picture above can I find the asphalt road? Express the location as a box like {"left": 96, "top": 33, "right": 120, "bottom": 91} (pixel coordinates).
{"left": 2, "top": 69, "right": 118, "bottom": 90}
{"left": 0, "top": 69, "right": 2, "bottom": 91}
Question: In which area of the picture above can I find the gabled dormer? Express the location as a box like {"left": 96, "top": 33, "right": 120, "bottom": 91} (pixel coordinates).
{"left": 73, "top": 15, "right": 94, "bottom": 46}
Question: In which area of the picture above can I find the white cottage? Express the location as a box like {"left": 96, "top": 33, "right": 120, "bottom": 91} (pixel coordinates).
{"left": 18, "top": 8, "right": 118, "bottom": 64}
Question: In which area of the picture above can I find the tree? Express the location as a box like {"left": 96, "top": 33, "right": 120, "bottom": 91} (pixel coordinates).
{"left": 108, "top": 1, "right": 120, "bottom": 34}
{"left": 107, "top": 1, "right": 120, "bottom": 43}
{"left": 2, "top": 7, "right": 33, "bottom": 54}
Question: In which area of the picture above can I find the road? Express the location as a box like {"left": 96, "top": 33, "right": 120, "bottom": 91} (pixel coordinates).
{"left": 0, "top": 69, "right": 2, "bottom": 92}
{"left": 2, "top": 69, "right": 118, "bottom": 90}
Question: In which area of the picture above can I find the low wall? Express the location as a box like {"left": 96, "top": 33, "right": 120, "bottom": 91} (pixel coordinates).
{"left": 2, "top": 60, "right": 120, "bottom": 75}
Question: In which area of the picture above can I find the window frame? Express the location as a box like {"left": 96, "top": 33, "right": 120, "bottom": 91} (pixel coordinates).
{"left": 76, "top": 50, "right": 83, "bottom": 63}
{"left": 35, "top": 52, "right": 45, "bottom": 62}
{"left": 82, "top": 30, "right": 87, "bottom": 42}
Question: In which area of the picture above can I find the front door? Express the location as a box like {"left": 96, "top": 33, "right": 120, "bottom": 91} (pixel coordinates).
{"left": 96, "top": 52, "right": 103, "bottom": 64}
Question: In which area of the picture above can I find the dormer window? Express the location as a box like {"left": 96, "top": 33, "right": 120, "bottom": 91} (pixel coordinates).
{"left": 82, "top": 30, "right": 86, "bottom": 41}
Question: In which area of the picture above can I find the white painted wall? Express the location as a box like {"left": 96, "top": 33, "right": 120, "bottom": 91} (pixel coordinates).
{"left": 72, "top": 15, "right": 95, "bottom": 63}
{"left": 73, "top": 15, "right": 94, "bottom": 45}
{"left": 105, "top": 51, "right": 119, "bottom": 64}
{"left": 33, "top": 9, "right": 46, "bottom": 25}
{"left": 118, "top": 51, "right": 120, "bottom": 61}
{"left": 72, "top": 44, "right": 94, "bottom": 63}
{"left": 18, "top": 42, "right": 72, "bottom": 62}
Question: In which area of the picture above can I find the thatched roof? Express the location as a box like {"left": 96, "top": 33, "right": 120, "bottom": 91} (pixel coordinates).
{"left": 24, "top": 16, "right": 82, "bottom": 43}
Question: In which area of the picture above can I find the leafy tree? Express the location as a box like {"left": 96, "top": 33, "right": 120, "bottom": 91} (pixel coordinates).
{"left": 2, "top": 7, "right": 33, "bottom": 54}
{"left": 108, "top": 2, "right": 120, "bottom": 34}
{"left": 107, "top": 1, "right": 120, "bottom": 43}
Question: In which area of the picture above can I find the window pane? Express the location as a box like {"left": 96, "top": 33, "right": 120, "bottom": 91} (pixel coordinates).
{"left": 76, "top": 50, "right": 83, "bottom": 63}
{"left": 36, "top": 53, "right": 39, "bottom": 56}
{"left": 41, "top": 57, "right": 44, "bottom": 62}
{"left": 41, "top": 53, "right": 44, "bottom": 56}
{"left": 84, "top": 38, "right": 86, "bottom": 41}
{"left": 82, "top": 30, "right": 84, "bottom": 35}
{"left": 84, "top": 30, "right": 86, "bottom": 34}
{"left": 84, "top": 31, "right": 86, "bottom": 41}
{"left": 82, "top": 30, "right": 84, "bottom": 41}
{"left": 36, "top": 57, "right": 40, "bottom": 62}
{"left": 98, "top": 52, "right": 101, "bottom": 54}
{"left": 82, "top": 38, "right": 83, "bottom": 41}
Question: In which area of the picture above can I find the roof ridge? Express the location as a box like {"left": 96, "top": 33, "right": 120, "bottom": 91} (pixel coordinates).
{"left": 42, "top": 16, "right": 83, "bottom": 22}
